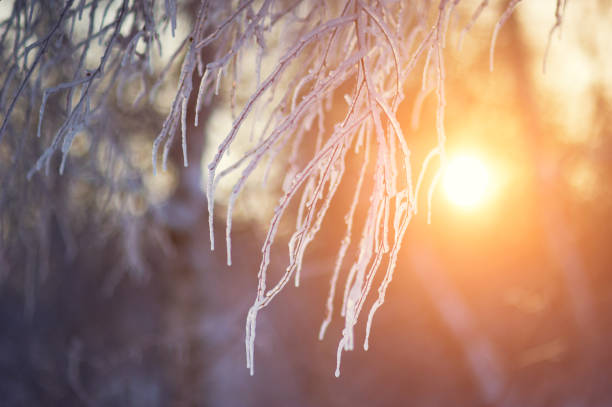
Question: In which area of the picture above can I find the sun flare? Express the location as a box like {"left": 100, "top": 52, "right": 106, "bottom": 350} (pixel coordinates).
{"left": 442, "top": 154, "right": 491, "bottom": 209}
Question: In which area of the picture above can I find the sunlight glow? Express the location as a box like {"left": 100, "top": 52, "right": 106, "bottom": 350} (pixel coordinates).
{"left": 442, "top": 154, "right": 491, "bottom": 209}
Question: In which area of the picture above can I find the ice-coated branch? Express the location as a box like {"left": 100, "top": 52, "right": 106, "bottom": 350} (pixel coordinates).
{"left": 174, "top": 0, "right": 538, "bottom": 377}
{"left": 0, "top": 0, "right": 570, "bottom": 379}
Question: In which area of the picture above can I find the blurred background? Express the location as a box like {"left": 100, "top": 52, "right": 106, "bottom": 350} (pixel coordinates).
{"left": 1, "top": 1, "right": 611, "bottom": 406}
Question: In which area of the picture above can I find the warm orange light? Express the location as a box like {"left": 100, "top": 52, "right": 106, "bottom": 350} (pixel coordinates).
{"left": 442, "top": 154, "right": 491, "bottom": 209}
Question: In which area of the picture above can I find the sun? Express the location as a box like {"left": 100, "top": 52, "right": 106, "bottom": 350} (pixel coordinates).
{"left": 442, "top": 154, "right": 491, "bottom": 209}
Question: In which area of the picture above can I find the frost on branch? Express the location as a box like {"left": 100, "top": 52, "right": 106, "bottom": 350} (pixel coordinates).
{"left": 0, "top": 0, "right": 181, "bottom": 289}
{"left": 151, "top": 0, "right": 531, "bottom": 377}
{"left": 1, "top": 0, "right": 183, "bottom": 177}
{"left": 1, "top": 0, "right": 567, "bottom": 377}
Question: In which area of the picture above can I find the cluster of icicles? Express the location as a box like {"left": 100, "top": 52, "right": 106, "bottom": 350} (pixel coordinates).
{"left": 151, "top": 0, "right": 567, "bottom": 376}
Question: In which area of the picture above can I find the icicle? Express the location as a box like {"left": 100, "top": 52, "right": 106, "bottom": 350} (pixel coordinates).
{"left": 490, "top": 0, "right": 523, "bottom": 72}
{"left": 195, "top": 69, "right": 210, "bottom": 127}
{"left": 335, "top": 336, "right": 347, "bottom": 378}
{"left": 215, "top": 68, "right": 223, "bottom": 96}
{"left": 364, "top": 206, "right": 411, "bottom": 351}
{"left": 181, "top": 97, "right": 188, "bottom": 167}
{"left": 458, "top": 0, "right": 489, "bottom": 51}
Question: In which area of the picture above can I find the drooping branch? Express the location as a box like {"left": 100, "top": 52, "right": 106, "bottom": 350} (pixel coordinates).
{"left": 0, "top": 0, "right": 568, "bottom": 378}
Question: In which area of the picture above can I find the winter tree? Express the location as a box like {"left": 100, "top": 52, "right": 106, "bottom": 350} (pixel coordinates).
{"left": 3, "top": 1, "right": 610, "bottom": 404}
